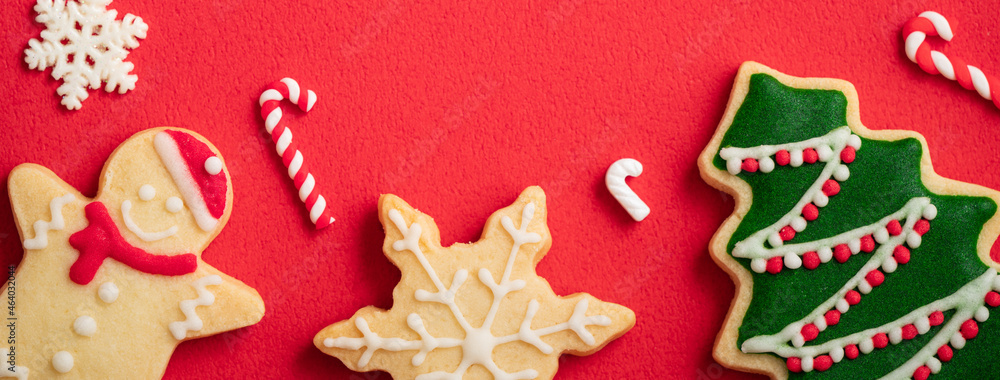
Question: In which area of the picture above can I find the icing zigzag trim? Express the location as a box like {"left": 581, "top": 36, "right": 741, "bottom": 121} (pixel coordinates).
{"left": 22, "top": 193, "right": 75, "bottom": 250}
{"left": 169, "top": 275, "right": 223, "bottom": 340}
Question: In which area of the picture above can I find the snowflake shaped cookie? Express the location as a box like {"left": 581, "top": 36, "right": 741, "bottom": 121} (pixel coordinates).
{"left": 24, "top": 0, "right": 148, "bottom": 110}
{"left": 315, "top": 187, "right": 635, "bottom": 379}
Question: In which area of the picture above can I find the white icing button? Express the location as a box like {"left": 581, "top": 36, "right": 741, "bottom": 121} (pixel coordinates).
{"left": 166, "top": 196, "right": 184, "bottom": 213}
{"left": 848, "top": 134, "right": 862, "bottom": 150}
{"left": 52, "top": 351, "right": 74, "bottom": 373}
{"left": 99, "top": 282, "right": 119, "bottom": 303}
{"left": 791, "top": 217, "right": 807, "bottom": 232}
{"left": 882, "top": 257, "right": 898, "bottom": 273}
{"left": 138, "top": 184, "right": 156, "bottom": 201}
{"left": 73, "top": 316, "right": 97, "bottom": 337}
{"left": 874, "top": 227, "right": 890, "bottom": 244}
{"left": 915, "top": 317, "right": 931, "bottom": 334}
{"left": 792, "top": 333, "right": 805, "bottom": 348}
{"left": 907, "top": 232, "right": 922, "bottom": 249}
{"left": 859, "top": 338, "right": 874, "bottom": 354}
{"left": 813, "top": 315, "right": 828, "bottom": 331}
{"left": 830, "top": 346, "right": 845, "bottom": 363}
{"left": 889, "top": 327, "right": 903, "bottom": 345}
{"left": 750, "top": 258, "right": 767, "bottom": 274}
{"left": 816, "top": 145, "right": 834, "bottom": 162}
{"left": 834, "top": 165, "right": 850, "bottom": 181}
{"left": 927, "top": 357, "right": 942, "bottom": 374}
{"left": 204, "top": 156, "right": 223, "bottom": 175}
{"left": 923, "top": 204, "right": 938, "bottom": 220}
{"left": 976, "top": 306, "right": 989, "bottom": 322}
{"left": 801, "top": 356, "right": 814, "bottom": 372}
{"left": 848, "top": 238, "right": 861, "bottom": 254}
{"left": 813, "top": 192, "right": 829, "bottom": 208}
{"left": 836, "top": 299, "right": 850, "bottom": 313}
{"left": 759, "top": 157, "right": 775, "bottom": 173}
{"left": 790, "top": 149, "right": 804, "bottom": 167}
{"left": 818, "top": 247, "right": 833, "bottom": 263}
{"left": 950, "top": 332, "right": 966, "bottom": 349}
{"left": 767, "top": 233, "right": 784, "bottom": 248}
{"left": 726, "top": 158, "right": 742, "bottom": 175}
{"left": 784, "top": 252, "right": 802, "bottom": 270}
{"left": 858, "top": 280, "right": 873, "bottom": 294}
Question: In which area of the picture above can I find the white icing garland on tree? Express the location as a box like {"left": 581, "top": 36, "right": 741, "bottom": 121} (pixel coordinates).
{"left": 721, "top": 127, "right": 998, "bottom": 376}
{"left": 324, "top": 203, "right": 612, "bottom": 379}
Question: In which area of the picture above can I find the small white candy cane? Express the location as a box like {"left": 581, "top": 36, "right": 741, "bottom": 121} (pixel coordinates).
{"left": 605, "top": 158, "right": 650, "bottom": 222}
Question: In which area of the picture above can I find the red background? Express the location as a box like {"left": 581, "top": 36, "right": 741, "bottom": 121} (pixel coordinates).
{"left": 2, "top": 0, "right": 1000, "bottom": 378}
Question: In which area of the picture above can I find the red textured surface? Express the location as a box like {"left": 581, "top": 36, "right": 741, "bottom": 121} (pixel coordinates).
{"left": 1, "top": 0, "right": 999, "bottom": 378}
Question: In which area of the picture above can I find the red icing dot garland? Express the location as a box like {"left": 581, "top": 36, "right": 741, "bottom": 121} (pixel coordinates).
{"left": 803, "top": 252, "right": 821, "bottom": 270}
{"left": 959, "top": 319, "right": 978, "bottom": 339}
{"left": 802, "top": 203, "right": 819, "bottom": 221}
{"left": 724, "top": 129, "right": 869, "bottom": 274}
{"left": 840, "top": 146, "right": 856, "bottom": 163}
{"left": 814, "top": 355, "right": 833, "bottom": 372}
{"left": 986, "top": 292, "right": 1000, "bottom": 307}
{"left": 803, "top": 148, "right": 819, "bottom": 164}
{"left": 936, "top": 345, "right": 953, "bottom": 361}
{"left": 776, "top": 150, "right": 791, "bottom": 166}
{"left": 782, "top": 289, "right": 1000, "bottom": 378}
{"left": 825, "top": 310, "right": 841, "bottom": 325}
{"left": 902, "top": 324, "right": 919, "bottom": 340}
{"left": 928, "top": 311, "right": 945, "bottom": 326}
{"left": 718, "top": 127, "right": 996, "bottom": 377}
{"left": 844, "top": 344, "right": 859, "bottom": 360}
{"left": 777, "top": 218, "right": 933, "bottom": 352}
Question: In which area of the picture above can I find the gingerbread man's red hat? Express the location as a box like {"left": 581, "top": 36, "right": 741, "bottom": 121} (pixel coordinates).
{"left": 153, "top": 129, "right": 229, "bottom": 232}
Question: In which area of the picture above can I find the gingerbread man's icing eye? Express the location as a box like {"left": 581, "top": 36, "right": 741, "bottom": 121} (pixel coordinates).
{"left": 166, "top": 197, "right": 183, "bottom": 213}
{"left": 204, "top": 156, "right": 222, "bottom": 175}
{"left": 139, "top": 184, "right": 156, "bottom": 201}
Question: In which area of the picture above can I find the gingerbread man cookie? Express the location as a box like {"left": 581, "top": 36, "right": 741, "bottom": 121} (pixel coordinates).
{"left": 7, "top": 128, "right": 264, "bottom": 378}
{"left": 314, "top": 186, "right": 635, "bottom": 379}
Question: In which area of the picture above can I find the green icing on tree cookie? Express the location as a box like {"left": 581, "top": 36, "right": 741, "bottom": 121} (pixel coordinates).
{"left": 711, "top": 73, "right": 999, "bottom": 378}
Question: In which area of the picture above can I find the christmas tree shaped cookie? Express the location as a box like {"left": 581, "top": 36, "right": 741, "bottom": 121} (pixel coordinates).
{"left": 314, "top": 187, "right": 635, "bottom": 379}
{"left": 7, "top": 128, "right": 264, "bottom": 378}
{"left": 698, "top": 62, "right": 1000, "bottom": 379}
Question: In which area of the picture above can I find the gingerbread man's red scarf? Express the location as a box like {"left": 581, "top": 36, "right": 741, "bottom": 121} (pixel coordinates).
{"left": 68, "top": 202, "right": 197, "bottom": 285}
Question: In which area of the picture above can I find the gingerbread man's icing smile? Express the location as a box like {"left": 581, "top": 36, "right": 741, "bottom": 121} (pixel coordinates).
{"left": 7, "top": 127, "right": 264, "bottom": 378}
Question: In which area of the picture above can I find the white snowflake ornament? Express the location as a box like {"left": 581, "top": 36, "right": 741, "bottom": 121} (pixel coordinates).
{"left": 25, "top": 0, "right": 148, "bottom": 110}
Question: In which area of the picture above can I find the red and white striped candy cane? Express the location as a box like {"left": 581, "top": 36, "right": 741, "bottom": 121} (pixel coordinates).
{"left": 903, "top": 11, "right": 1000, "bottom": 110}
{"left": 258, "top": 78, "right": 335, "bottom": 229}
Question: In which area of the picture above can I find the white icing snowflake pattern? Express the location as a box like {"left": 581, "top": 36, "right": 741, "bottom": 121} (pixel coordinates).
{"left": 24, "top": 0, "right": 148, "bottom": 110}
{"left": 317, "top": 189, "right": 635, "bottom": 380}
